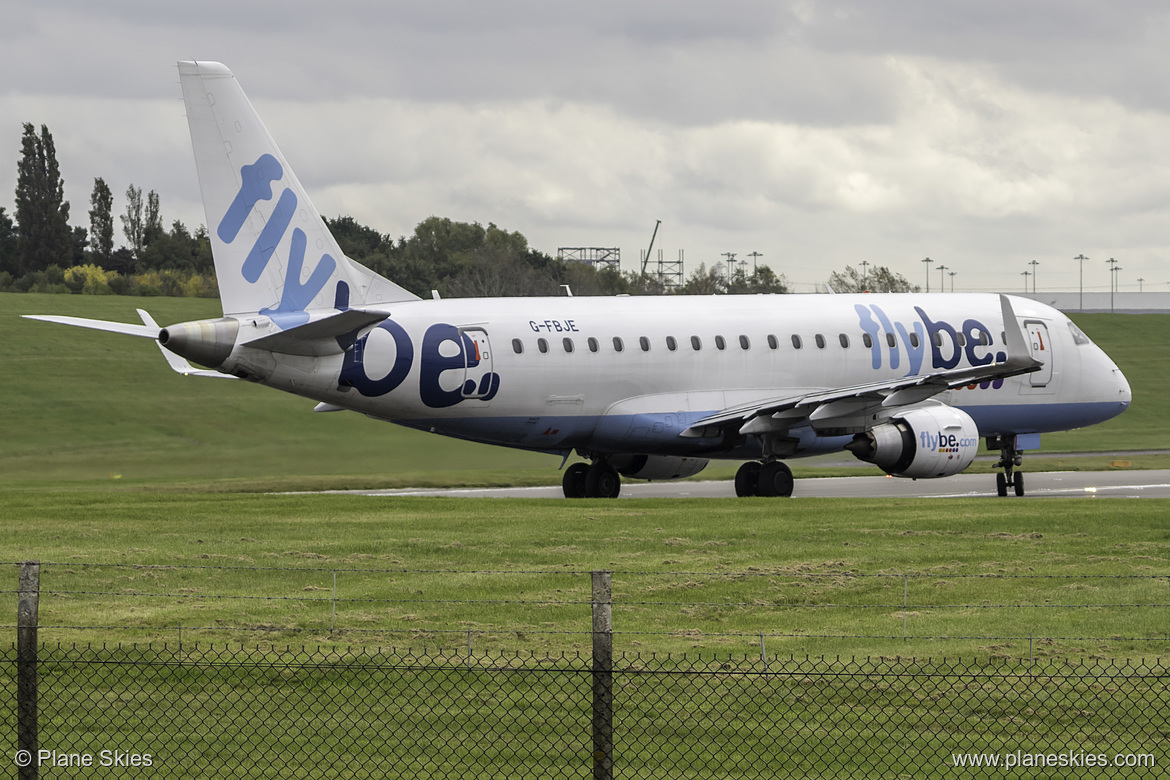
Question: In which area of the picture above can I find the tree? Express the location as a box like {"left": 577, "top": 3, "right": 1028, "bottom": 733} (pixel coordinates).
{"left": 14, "top": 123, "right": 72, "bottom": 275}
{"left": 121, "top": 184, "right": 144, "bottom": 258}
{"left": 677, "top": 263, "right": 724, "bottom": 295}
{"left": 726, "top": 264, "right": 790, "bottom": 294}
{"left": 88, "top": 177, "right": 115, "bottom": 266}
{"left": 144, "top": 189, "right": 162, "bottom": 246}
{"left": 0, "top": 207, "right": 18, "bottom": 276}
{"left": 827, "top": 264, "right": 919, "bottom": 293}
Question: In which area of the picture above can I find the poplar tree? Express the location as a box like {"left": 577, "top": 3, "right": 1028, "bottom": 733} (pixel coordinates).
{"left": 88, "top": 177, "right": 115, "bottom": 266}
{"left": 14, "top": 123, "right": 71, "bottom": 275}
{"left": 121, "top": 183, "right": 144, "bottom": 258}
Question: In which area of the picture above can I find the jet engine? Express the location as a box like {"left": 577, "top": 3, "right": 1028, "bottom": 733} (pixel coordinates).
{"left": 611, "top": 455, "right": 709, "bottom": 481}
{"left": 845, "top": 406, "right": 980, "bottom": 479}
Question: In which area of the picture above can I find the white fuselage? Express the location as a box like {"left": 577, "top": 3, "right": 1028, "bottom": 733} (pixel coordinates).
{"left": 240, "top": 291, "right": 1130, "bottom": 461}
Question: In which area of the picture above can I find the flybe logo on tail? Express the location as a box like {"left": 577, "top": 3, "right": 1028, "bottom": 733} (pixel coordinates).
{"left": 218, "top": 154, "right": 336, "bottom": 327}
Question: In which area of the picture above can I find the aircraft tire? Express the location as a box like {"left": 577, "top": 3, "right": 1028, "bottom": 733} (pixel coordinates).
{"left": 1014, "top": 471, "right": 1025, "bottom": 497}
{"left": 735, "top": 462, "right": 762, "bottom": 497}
{"left": 996, "top": 472, "right": 1008, "bottom": 497}
{"left": 586, "top": 462, "right": 621, "bottom": 498}
{"left": 562, "top": 462, "right": 590, "bottom": 498}
{"left": 757, "top": 461, "right": 794, "bottom": 498}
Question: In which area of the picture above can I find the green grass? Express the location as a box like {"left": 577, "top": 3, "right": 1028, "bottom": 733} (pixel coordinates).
{"left": 5, "top": 294, "right": 1169, "bottom": 778}
{"left": 2, "top": 294, "right": 1165, "bottom": 491}
{"left": 1, "top": 293, "right": 556, "bottom": 489}
{"left": 6, "top": 489, "right": 1170, "bottom": 661}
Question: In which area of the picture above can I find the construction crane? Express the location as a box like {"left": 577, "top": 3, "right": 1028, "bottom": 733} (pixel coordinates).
{"left": 640, "top": 220, "right": 662, "bottom": 275}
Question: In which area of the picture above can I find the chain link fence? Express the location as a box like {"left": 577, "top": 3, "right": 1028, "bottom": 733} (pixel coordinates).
{"left": 5, "top": 643, "right": 1168, "bottom": 778}
{"left": 9, "top": 562, "right": 1170, "bottom": 777}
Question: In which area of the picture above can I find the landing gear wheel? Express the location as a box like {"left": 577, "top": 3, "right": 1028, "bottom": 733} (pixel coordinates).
{"left": 757, "top": 461, "right": 794, "bottom": 498}
{"left": 1014, "top": 471, "right": 1025, "bottom": 497}
{"left": 585, "top": 461, "right": 621, "bottom": 498}
{"left": 562, "top": 462, "right": 589, "bottom": 498}
{"left": 996, "top": 471, "right": 1007, "bottom": 497}
{"left": 735, "top": 462, "right": 762, "bottom": 497}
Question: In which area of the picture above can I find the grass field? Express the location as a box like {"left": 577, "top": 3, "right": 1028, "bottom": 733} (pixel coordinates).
{"left": 6, "top": 490, "right": 1170, "bottom": 660}
{"left": 3, "top": 292, "right": 1169, "bottom": 661}
{"left": 5, "top": 293, "right": 1169, "bottom": 777}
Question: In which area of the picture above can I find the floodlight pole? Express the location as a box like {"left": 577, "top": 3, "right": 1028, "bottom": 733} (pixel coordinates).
{"left": 1073, "top": 254, "right": 1088, "bottom": 311}
{"left": 921, "top": 257, "right": 932, "bottom": 292}
{"left": 1028, "top": 259, "right": 1039, "bottom": 293}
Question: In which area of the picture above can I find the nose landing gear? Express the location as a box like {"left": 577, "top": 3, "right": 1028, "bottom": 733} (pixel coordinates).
{"left": 990, "top": 435, "right": 1025, "bottom": 497}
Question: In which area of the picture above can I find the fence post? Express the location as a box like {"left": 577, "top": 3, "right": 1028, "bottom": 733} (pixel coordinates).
{"left": 17, "top": 561, "right": 40, "bottom": 780}
{"left": 591, "top": 570, "right": 613, "bottom": 780}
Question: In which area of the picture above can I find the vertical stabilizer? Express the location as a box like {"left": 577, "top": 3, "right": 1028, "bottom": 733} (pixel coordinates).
{"left": 178, "top": 61, "right": 419, "bottom": 322}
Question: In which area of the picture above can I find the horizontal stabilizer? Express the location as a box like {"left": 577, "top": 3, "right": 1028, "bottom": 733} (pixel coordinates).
{"left": 243, "top": 309, "right": 390, "bottom": 355}
{"left": 23, "top": 314, "right": 158, "bottom": 339}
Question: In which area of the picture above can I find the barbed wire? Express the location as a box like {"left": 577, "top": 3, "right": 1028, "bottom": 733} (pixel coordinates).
{"left": 7, "top": 561, "right": 1170, "bottom": 580}
{"left": 7, "top": 623, "right": 1170, "bottom": 646}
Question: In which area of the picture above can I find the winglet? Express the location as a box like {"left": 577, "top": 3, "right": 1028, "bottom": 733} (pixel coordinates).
{"left": 999, "top": 294, "right": 1042, "bottom": 371}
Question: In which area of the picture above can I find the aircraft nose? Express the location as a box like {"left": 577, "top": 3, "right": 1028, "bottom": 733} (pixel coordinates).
{"left": 1114, "top": 364, "right": 1132, "bottom": 409}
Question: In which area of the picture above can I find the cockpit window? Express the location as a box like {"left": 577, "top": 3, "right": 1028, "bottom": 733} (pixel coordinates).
{"left": 1068, "top": 321, "right": 1092, "bottom": 346}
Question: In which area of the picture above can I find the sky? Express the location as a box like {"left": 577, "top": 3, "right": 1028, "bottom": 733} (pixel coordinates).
{"left": 4, "top": 0, "right": 1170, "bottom": 293}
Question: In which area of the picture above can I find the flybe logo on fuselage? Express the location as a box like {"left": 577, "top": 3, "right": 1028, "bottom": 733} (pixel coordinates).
{"left": 219, "top": 154, "right": 336, "bottom": 328}
{"left": 339, "top": 321, "right": 501, "bottom": 409}
{"left": 855, "top": 303, "right": 1007, "bottom": 388}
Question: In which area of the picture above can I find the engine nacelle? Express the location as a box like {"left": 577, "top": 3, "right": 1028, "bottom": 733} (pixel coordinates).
{"left": 611, "top": 455, "right": 709, "bottom": 481}
{"left": 845, "top": 406, "right": 980, "bottom": 479}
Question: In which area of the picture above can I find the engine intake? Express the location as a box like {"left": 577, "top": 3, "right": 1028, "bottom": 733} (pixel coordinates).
{"left": 846, "top": 406, "right": 980, "bottom": 479}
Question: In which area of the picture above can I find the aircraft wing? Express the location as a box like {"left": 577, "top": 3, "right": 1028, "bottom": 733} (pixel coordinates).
{"left": 682, "top": 294, "right": 1041, "bottom": 438}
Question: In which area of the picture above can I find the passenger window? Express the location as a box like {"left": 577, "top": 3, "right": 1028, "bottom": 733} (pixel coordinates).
{"left": 512, "top": 338, "right": 524, "bottom": 354}
{"left": 956, "top": 333, "right": 966, "bottom": 347}
{"left": 862, "top": 333, "right": 873, "bottom": 349}
{"left": 767, "top": 334, "right": 779, "bottom": 350}
{"left": 909, "top": 333, "right": 920, "bottom": 348}
{"left": 886, "top": 333, "right": 896, "bottom": 348}
{"left": 791, "top": 334, "right": 802, "bottom": 349}
{"left": 933, "top": 332, "right": 943, "bottom": 347}
{"left": 613, "top": 337, "right": 624, "bottom": 353}
{"left": 666, "top": 336, "right": 678, "bottom": 351}
{"left": 588, "top": 337, "right": 599, "bottom": 353}
{"left": 690, "top": 336, "right": 702, "bottom": 351}
{"left": 563, "top": 337, "right": 574, "bottom": 353}
{"left": 979, "top": 331, "right": 991, "bottom": 347}
{"left": 815, "top": 334, "right": 826, "bottom": 349}
{"left": 738, "top": 335, "right": 750, "bottom": 350}
{"left": 640, "top": 336, "right": 651, "bottom": 352}
{"left": 538, "top": 338, "right": 549, "bottom": 354}
{"left": 838, "top": 333, "right": 849, "bottom": 348}
{"left": 715, "top": 335, "right": 726, "bottom": 350}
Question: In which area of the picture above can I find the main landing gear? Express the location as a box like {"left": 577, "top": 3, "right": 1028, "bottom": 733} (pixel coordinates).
{"left": 990, "top": 435, "right": 1025, "bottom": 497}
{"left": 562, "top": 460, "right": 621, "bottom": 499}
{"left": 734, "top": 460, "right": 794, "bottom": 497}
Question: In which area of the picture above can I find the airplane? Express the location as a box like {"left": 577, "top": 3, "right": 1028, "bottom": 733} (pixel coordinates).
{"left": 26, "top": 61, "right": 1132, "bottom": 499}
